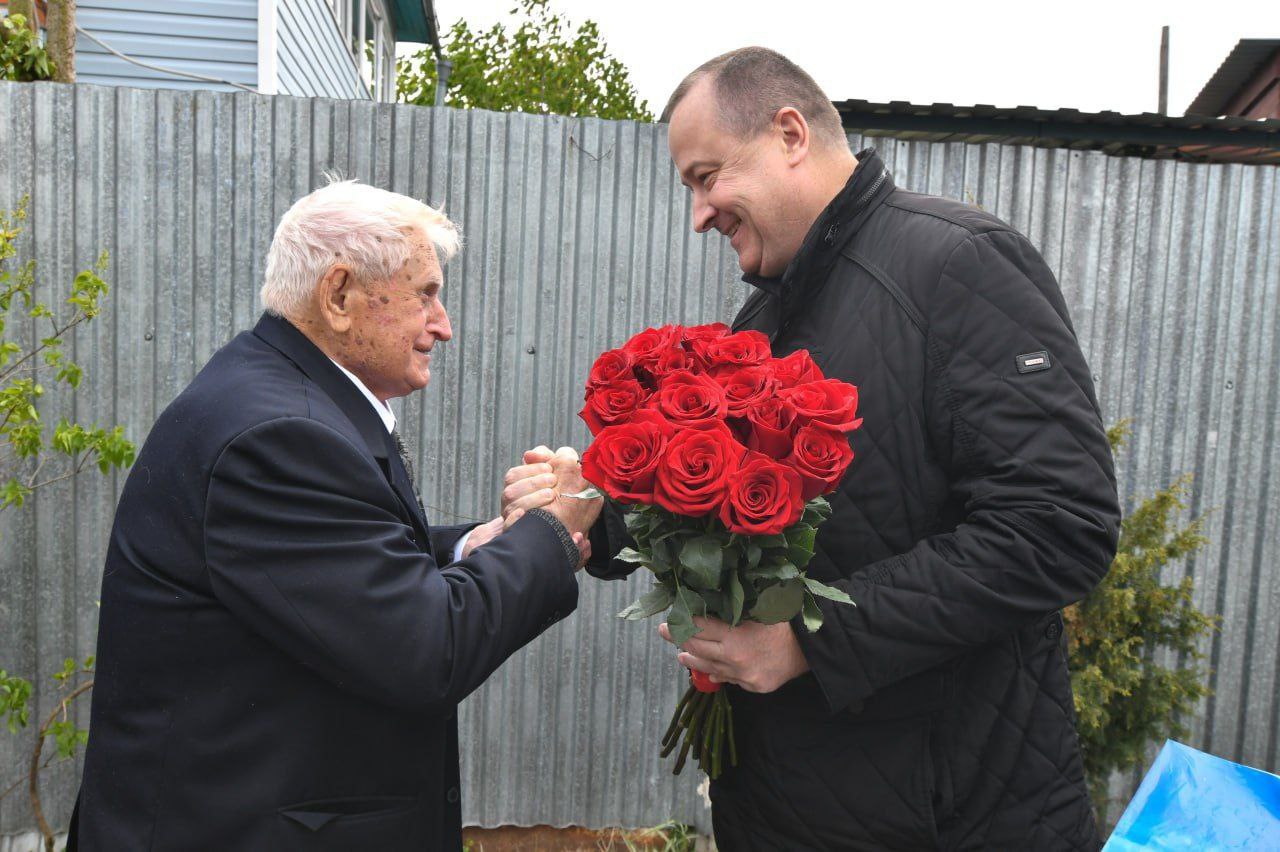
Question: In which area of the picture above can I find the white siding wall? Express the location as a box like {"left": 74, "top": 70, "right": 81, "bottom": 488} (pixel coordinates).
{"left": 76, "top": 0, "right": 258, "bottom": 91}
{"left": 276, "top": 0, "right": 369, "bottom": 100}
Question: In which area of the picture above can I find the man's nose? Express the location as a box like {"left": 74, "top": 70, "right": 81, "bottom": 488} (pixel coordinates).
{"left": 429, "top": 303, "right": 452, "bottom": 342}
{"left": 692, "top": 196, "right": 716, "bottom": 234}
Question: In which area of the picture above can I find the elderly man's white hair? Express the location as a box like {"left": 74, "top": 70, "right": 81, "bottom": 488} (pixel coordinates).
{"left": 261, "top": 180, "right": 461, "bottom": 317}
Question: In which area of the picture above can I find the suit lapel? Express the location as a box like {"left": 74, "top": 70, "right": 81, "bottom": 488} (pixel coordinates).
{"left": 252, "top": 313, "right": 434, "bottom": 552}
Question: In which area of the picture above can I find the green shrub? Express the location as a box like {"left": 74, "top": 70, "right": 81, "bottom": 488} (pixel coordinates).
{"left": 1, "top": 14, "right": 55, "bottom": 82}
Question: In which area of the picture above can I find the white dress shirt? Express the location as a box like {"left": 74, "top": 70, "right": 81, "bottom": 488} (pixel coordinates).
{"left": 329, "top": 358, "right": 470, "bottom": 562}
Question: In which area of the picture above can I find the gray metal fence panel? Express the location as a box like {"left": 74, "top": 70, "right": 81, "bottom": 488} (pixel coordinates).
{"left": 0, "top": 81, "right": 1277, "bottom": 836}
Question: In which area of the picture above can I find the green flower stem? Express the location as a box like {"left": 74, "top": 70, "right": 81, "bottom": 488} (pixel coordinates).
{"left": 683, "top": 692, "right": 712, "bottom": 754}
{"left": 672, "top": 735, "right": 693, "bottom": 775}
{"left": 700, "top": 698, "right": 717, "bottom": 769}
{"left": 660, "top": 683, "right": 696, "bottom": 752}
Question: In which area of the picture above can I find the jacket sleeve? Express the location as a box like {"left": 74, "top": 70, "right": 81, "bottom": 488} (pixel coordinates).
{"left": 795, "top": 229, "right": 1121, "bottom": 713}
{"left": 203, "top": 416, "right": 579, "bottom": 713}
{"left": 583, "top": 499, "right": 639, "bottom": 581}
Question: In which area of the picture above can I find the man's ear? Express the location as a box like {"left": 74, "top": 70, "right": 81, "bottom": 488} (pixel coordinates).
{"left": 774, "top": 107, "right": 810, "bottom": 166}
{"left": 317, "top": 265, "right": 355, "bottom": 334}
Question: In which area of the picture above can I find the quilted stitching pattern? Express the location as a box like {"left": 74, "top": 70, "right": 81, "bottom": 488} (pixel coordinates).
{"left": 715, "top": 152, "right": 1117, "bottom": 851}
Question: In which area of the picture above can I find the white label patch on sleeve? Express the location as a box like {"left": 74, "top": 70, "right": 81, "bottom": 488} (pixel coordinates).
{"left": 1016, "top": 351, "right": 1052, "bottom": 373}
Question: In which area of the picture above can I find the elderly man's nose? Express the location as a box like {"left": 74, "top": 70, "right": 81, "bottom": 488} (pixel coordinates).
{"left": 430, "top": 304, "right": 453, "bottom": 341}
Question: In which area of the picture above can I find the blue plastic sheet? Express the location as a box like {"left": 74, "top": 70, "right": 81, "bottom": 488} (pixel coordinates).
{"left": 1103, "top": 740, "right": 1280, "bottom": 850}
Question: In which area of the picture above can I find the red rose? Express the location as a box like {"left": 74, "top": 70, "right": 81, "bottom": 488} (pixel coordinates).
{"left": 699, "top": 330, "right": 772, "bottom": 372}
{"left": 654, "top": 422, "right": 744, "bottom": 516}
{"left": 715, "top": 364, "right": 780, "bottom": 418}
{"left": 718, "top": 452, "right": 805, "bottom": 536}
{"left": 587, "top": 347, "right": 634, "bottom": 390}
{"left": 771, "top": 349, "right": 822, "bottom": 387}
{"left": 786, "top": 424, "right": 855, "bottom": 500}
{"left": 622, "top": 324, "right": 684, "bottom": 371}
{"left": 581, "top": 410, "right": 675, "bottom": 503}
{"left": 648, "top": 347, "right": 697, "bottom": 386}
{"left": 745, "top": 396, "right": 798, "bottom": 459}
{"left": 682, "top": 322, "right": 730, "bottom": 345}
{"left": 650, "top": 370, "right": 728, "bottom": 429}
{"left": 781, "top": 379, "right": 863, "bottom": 432}
{"left": 580, "top": 378, "right": 649, "bottom": 436}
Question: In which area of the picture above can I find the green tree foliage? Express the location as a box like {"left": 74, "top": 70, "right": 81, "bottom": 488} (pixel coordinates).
{"left": 0, "top": 14, "right": 55, "bottom": 82}
{"left": 1, "top": 199, "right": 134, "bottom": 849}
{"left": 1065, "top": 421, "right": 1217, "bottom": 817}
{"left": 397, "top": 0, "right": 652, "bottom": 121}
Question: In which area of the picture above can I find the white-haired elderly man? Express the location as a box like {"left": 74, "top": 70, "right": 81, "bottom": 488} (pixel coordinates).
{"left": 69, "top": 181, "right": 601, "bottom": 851}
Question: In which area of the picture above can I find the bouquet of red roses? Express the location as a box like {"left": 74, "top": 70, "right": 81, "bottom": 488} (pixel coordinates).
{"left": 578, "top": 322, "right": 861, "bottom": 779}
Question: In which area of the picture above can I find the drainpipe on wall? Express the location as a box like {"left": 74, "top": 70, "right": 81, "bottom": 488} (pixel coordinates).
{"left": 434, "top": 56, "right": 452, "bottom": 107}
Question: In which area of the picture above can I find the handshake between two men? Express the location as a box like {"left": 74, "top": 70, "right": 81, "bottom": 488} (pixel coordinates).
{"left": 464, "top": 445, "right": 600, "bottom": 566}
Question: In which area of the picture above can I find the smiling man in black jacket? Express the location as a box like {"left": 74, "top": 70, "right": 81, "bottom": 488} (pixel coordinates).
{"left": 578, "top": 48, "right": 1119, "bottom": 850}
{"left": 71, "top": 180, "right": 600, "bottom": 850}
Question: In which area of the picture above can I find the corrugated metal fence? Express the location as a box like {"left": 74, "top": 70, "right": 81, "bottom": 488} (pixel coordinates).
{"left": 0, "top": 80, "right": 1277, "bottom": 836}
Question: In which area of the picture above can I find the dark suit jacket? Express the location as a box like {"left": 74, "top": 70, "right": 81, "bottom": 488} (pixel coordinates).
{"left": 73, "top": 313, "right": 578, "bottom": 850}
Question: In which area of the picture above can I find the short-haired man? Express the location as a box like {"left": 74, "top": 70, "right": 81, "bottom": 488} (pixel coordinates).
{"left": 588, "top": 48, "right": 1119, "bottom": 850}
{"left": 71, "top": 181, "right": 601, "bottom": 850}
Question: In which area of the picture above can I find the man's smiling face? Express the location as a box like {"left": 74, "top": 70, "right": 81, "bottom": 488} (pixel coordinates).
{"left": 667, "top": 77, "right": 804, "bottom": 278}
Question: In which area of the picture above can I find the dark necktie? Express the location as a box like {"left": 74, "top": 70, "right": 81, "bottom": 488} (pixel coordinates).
{"left": 391, "top": 430, "right": 426, "bottom": 517}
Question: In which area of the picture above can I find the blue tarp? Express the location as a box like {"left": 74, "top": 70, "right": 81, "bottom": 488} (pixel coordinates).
{"left": 1104, "top": 740, "right": 1280, "bottom": 850}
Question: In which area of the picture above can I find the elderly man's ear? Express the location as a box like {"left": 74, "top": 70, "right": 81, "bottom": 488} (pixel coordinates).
{"left": 318, "top": 265, "right": 355, "bottom": 333}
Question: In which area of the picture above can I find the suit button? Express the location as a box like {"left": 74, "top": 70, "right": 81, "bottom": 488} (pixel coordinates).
{"left": 446, "top": 787, "right": 460, "bottom": 803}
{"left": 1045, "top": 619, "right": 1062, "bottom": 640}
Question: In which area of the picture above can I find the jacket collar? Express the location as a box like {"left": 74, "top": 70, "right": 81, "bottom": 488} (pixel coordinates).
{"left": 252, "top": 312, "right": 394, "bottom": 463}
{"left": 738, "top": 148, "right": 894, "bottom": 334}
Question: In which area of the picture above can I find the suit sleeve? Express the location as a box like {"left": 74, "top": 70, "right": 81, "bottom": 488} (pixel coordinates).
{"left": 795, "top": 229, "right": 1121, "bottom": 713}
{"left": 203, "top": 416, "right": 579, "bottom": 713}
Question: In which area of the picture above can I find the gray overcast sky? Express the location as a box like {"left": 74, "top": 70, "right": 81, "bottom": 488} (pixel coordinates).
{"left": 428, "top": 0, "right": 1275, "bottom": 117}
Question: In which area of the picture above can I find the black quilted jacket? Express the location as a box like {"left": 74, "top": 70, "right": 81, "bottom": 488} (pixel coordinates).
{"left": 593, "top": 148, "right": 1120, "bottom": 850}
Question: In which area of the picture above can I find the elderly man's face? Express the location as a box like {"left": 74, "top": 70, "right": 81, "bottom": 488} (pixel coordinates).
{"left": 342, "top": 225, "right": 452, "bottom": 400}
{"left": 668, "top": 79, "right": 800, "bottom": 278}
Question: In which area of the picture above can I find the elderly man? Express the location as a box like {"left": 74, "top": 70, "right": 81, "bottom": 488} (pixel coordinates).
{"left": 70, "top": 181, "right": 600, "bottom": 850}
{"left": 516, "top": 48, "right": 1120, "bottom": 850}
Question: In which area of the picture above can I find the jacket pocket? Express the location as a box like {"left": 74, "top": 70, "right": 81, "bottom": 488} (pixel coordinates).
{"left": 278, "top": 795, "right": 421, "bottom": 850}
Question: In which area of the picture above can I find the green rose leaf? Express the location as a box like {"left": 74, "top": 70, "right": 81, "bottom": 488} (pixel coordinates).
{"left": 801, "top": 590, "right": 824, "bottom": 633}
{"left": 679, "top": 535, "right": 724, "bottom": 589}
{"left": 749, "top": 579, "right": 804, "bottom": 623}
{"left": 617, "top": 583, "right": 676, "bottom": 620}
{"left": 728, "top": 569, "right": 745, "bottom": 625}
{"left": 786, "top": 524, "right": 817, "bottom": 567}
{"left": 666, "top": 586, "right": 707, "bottom": 646}
{"left": 750, "top": 557, "right": 800, "bottom": 581}
{"left": 803, "top": 577, "right": 855, "bottom": 606}
{"left": 802, "top": 496, "right": 832, "bottom": 526}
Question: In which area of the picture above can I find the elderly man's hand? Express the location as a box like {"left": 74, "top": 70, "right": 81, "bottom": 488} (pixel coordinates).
{"left": 658, "top": 616, "right": 811, "bottom": 694}
{"left": 500, "top": 446, "right": 597, "bottom": 568}
{"left": 460, "top": 516, "right": 504, "bottom": 557}
{"left": 501, "top": 447, "right": 557, "bottom": 527}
